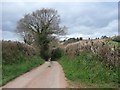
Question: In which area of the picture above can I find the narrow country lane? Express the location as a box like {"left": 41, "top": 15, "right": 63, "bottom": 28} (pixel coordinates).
{"left": 2, "top": 61, "right": 67, "bottom": 88}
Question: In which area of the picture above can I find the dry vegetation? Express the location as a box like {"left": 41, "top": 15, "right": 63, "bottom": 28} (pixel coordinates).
{"left": 59, "top": 38, "right": 119, "bottom": 88}
{"left": 61, "top": 39, "right": 119, "bottom": 70}
{"left": 2, "top": 40, "right": 39, "bottom": 64}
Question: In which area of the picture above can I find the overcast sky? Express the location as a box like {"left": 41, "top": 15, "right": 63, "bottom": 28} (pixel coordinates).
{"left": 1, "top": 0, "right": 119, "bottom": 41}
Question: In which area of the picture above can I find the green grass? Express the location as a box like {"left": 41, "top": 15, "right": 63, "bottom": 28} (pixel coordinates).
{"left": 59, "top": 52, "right": 119, "bottom": 88}
{"left": 1, "top": 56, "right": 44, "bottom": 86}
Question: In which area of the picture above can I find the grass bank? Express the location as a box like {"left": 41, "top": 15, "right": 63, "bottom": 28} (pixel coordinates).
{"left": 1, "top": 41, "right": 45, "bottom": 86}
{"left": 59, "top": 52, "right": 119, "bottom": 88}
{"left": 2, "top": 56, "right": 44, "bottom": 86}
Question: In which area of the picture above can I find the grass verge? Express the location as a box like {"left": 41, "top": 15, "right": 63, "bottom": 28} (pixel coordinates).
{"left": 59, "top": 52, "right": 119, "bottom": 88}
{"left": 1, "top": 56, "right": 44, "bottom": 86}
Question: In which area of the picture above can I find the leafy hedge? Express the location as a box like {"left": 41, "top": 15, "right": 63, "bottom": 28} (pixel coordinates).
{"left": 112, "top": 36, "right": 120, "bottom": 42}
{"left": 51, "top": 48, "right": 63, "bottom": 61}
{"left": 1, "top": 40, "right": 44, "bottom": 86}
{"left": 2, "top": 41, "right": 39, "bottom": 64}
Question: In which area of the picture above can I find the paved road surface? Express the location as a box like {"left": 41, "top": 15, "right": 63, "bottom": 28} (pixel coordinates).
{"left": 2, "top": 61, "right": 67, "bottom": 88}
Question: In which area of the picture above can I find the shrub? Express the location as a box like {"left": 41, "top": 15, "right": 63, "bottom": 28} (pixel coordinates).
{"left": 2, "top": 40, "right": 39, "bottom": 64}
{"left": 112, "top": 36, "right": 120, "bottom": 42}
{"left": 1, "top": 40, "right": 44, "bottom": 86}
{"left": 51, "top": 48, "right": 63, "bottom": 61}
{"left": 40, "top": 49, "right": 50, "bottom": 61}
{"left": 63, "top": 39, "right": 118, "bottom": 69}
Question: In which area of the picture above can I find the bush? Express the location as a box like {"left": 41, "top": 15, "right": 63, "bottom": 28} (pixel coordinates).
{"left": 2, "top": 40, "right": 39, "bottom": 64}
{"left": 51, "top": 48, "right": 63, "bottom": 61}
{"left": 112, "top": 36, "right": 120, "bottom": 42}
{"left": 63, "top": 39, "right": 118, "bottom": 69}
{"left": 40, "top": 50, "right": 50, "bottom": 61}
{"left": 1, "top": 40, "right": 45, "bottom": 86}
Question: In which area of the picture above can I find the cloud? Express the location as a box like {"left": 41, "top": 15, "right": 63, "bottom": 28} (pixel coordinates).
{"left": 97, "top": 20, "right": 118, "bottom": 35}
{"left": 67, "top": 19, "right": 118, "bottom": 38}
{"left": 2, "top": 2, "right": 118, "bottom": 41}
{"left": 0, "top": 30, "right": 1, "bottom": 40}
{"left": 2, "top": 0, "right": 119, "bottom": 2}
{"left": 2, "top": 30, "right": 21, "bottom": 41}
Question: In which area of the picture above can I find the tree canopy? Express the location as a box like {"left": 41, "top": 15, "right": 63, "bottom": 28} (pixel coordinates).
{"left": 16, "top": 8, "right": 66, "bottom": 60}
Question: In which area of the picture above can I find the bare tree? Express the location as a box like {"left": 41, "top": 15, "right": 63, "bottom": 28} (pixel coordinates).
{"left": 16, "top": 8, "right": 66, "bottom": 60}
